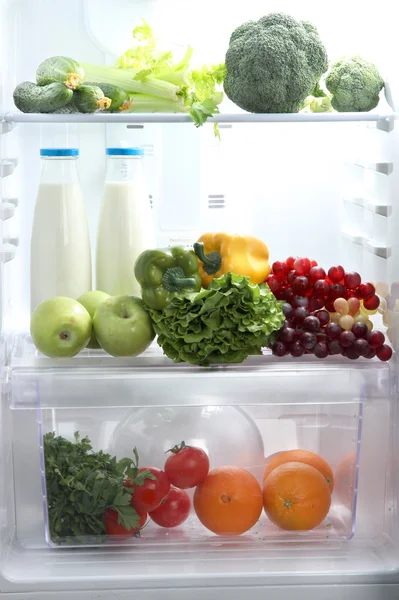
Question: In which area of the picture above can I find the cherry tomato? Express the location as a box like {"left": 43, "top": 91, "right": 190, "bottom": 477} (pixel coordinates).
{"left": 149, "top": 486, "right": 191, "bottom": 528}
{"left": 164, "top": 442, "right": 210, "bottom": 489}
{"left": 126, "top": 467, "right": 170, "bottom": 513}
{"left": 104, "top": 507, "right": 147, "bottom": 538}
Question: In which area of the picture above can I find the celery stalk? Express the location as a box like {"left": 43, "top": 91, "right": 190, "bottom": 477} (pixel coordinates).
{"left": 125, "top": 94, "right": 189, "bottom": 113}
{"left": 81, "top": 63, "right": 181, "bottom": 101}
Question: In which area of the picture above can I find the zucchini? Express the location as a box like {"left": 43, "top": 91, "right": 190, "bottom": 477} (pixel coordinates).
{"left": 73, "top": 85, "right": 111, "bottom": 113}
{"left": 13, "top": 81, "right": 73, "bottom": 113}
{"left": 85, "top": 82, "right": 132, "bottom": 112}
{"left": 36, "top": 56, "right": 85, "bottom": 90}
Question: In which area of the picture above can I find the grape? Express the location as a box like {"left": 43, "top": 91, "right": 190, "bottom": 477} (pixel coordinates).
{"left": 313, "top": 280, "right": 330, "bottom": 297}
{"left": 314, "top": 342, "right": 329, "bottom": 358}
{"left": 300, "top": 332, "right": 317, "bottom": 350}
{"left": 347, "top": 297, "right": 360, "bottom": 316}
{"left": 294, "top": 257, "right": 311, "bottom": 276}
{"left": 363, "top": 295, "right": 380, "bottom": 311}
{"left": 309, "top": 266, "right": 326, "bottom": 284}
{"left": 303, "top": 316, "right": 321, "bottom": 332}
{"left": 294, "top": 307, "right": 309, "bottom": 322}
{"left": 286, "top": 256, "right": 297, "bottom": 270}
{"left": 293, "top": 296, "right": 309, "bottom": 308}
{"left": 329, "top": 283, "right": 346, "bottom": 300}
{"left": 325, "top": 322, "right": 342, "bottom": 339}
{"left": 315, "top": 310, "right": 330, "bottom": 326}
{"left": 285, "top": 318, "right": 297, "bottom": 329}
{"left": 353, "top": 338, "right": 369, "bottom": 357}
{"left": 345, "top": 346, "right": 360, "bottom": 360}
{"left": 280, "top": 327, "right": 296, "bottom": 344}
{"left": 287, "top": 270, "right": 297, "bottom": 285}
{"left": 293, "top": 276, "right": 309, "bottom": 295}
{"left": 352, "top": 322, "right": 368, "bottom": 339}
{"left": 345, "top": 289, "right": 358, "bottom": 299}
{"left": 266, "top": 275, "right": 281, "bottom": 293}
{"left": 354, "top": 313, "right": 369, "bottom": 325}
{"left": 310, "top": 259, "right": 318, "bottom": 268}
{"left": 340, "top": 331, "right": 355, "bottom": 348}
{"left": 289, "top": 341, "right": 305, "bottom": 357}
{"left": 272, "top": 261, "right": 289, "bottom": 282}
{"left": 282, "top": 303, "right": 294, "bottom": 318}
{"left": 368, "top": 330, "right": 385, "bottom": 348}
{"left": 339, "top": 315, "right": 355, "bottom": 331}
{"left": 329, "top": 312, "right": 341, "bottom": 323}
{"left": 328, "top": 339, "right": 342, "bottom": 355}
{"left": 328, "top": 265, "right": 345, "bottom": 283}
{"left": 272, "top": 342, "right": 287, "bottom": 357}
{"left": 364, "top": 347, "right": 376, "bottom": 359}
{"left": 344, "top": 271, "right": 361, "bottom": 290}
{"left": 309, "top": 297, "right": 325, "bottom": 311}
{"left": 281, "top": 287, "right": 294, "bottom": 303}
{"left": 334, "top": 298, "right": 349, "bottom": 315}
{"left": 365, "top": 320, "right": 373, "bottom": 331}
{"left": 376, "top": 345, "right": 393, "bottom": 361}
{"left": 358, "top": 282, "right": 375, "bottom": 300}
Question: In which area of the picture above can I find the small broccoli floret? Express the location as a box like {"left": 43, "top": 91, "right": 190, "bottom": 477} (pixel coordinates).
{"left": 223, "top": 12, "right": 328, "bottom": 114}
{"left": 325, "top": 56, "right": 384, "bottom": 112}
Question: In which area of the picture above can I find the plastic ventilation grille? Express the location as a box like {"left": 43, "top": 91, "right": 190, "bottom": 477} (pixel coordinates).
{"left": 208, "top": 194, "right": 226, "bottom": 209}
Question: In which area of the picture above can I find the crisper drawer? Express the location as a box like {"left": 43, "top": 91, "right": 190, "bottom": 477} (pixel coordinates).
{"left": 9, "top": 357, "right": 380, "bottom": 553}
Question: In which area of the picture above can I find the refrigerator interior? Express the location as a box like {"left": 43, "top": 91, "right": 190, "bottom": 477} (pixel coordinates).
{"left": 0, "top": 0, "right": 399, "bottom": 594}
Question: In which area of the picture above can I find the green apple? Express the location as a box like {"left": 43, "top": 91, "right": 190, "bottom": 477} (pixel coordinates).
{"left": 77, "top": 290, "right": 111, "bottom": 349}
{"left": 30, "top": 297, "right": 92, "bottom": 358}
{"left": 93, "top": 295, "right": 155, "bottom": 357}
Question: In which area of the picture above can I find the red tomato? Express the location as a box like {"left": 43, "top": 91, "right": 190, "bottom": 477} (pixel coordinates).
{"left": 104, "top": 507, "right": 147, "bottom": 538}
{"left": 149, "top": 486, "right": 191, "bottom": 528}
{"left": 126, "top": 467, "right": 170, "bottom": 513}
{"left": 164, "top": 442, "right": 210, "bottom": 489}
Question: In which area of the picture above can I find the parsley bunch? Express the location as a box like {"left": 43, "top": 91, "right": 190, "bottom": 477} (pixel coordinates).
{"left": 44, "top": 432, "right": 153, "bottom": 544}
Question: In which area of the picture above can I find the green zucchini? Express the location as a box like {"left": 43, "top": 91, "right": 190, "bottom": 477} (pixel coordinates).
{"left": 85, "top": 82, "right": 132, "bottom": 112}
{"left": 13, "top": 81, "right": 73, "bottom": 113}
{"left": 73, "top": 85, "right": 111, "bottom": 113}
{"left": 36, "top": 56, "right": 85, "bottom": 90}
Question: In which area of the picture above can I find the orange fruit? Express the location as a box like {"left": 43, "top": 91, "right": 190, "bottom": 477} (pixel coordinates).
{"left": 334, "top": 453, "right": 357, "bottom": 508}
{"left": 263, "top": 461, "right": 331, "bottom": 531}
{"left": 263, "top": 449, "right": 334, "bottom": 492}
{"left": 194, "top": 466, "right": 263, "bottom": 536}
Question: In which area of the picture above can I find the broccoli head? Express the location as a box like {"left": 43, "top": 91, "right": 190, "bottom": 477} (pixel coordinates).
{"left": 223, "top": 12, "right": 328, "bottom": 114}
{"left": 325, "top": 56, "right": 384, "bottom": 112}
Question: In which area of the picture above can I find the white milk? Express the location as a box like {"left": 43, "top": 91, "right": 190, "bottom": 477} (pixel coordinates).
{"left": 30, "top": 150, "right": 92, "bottom": 312}
{"left": 96, "top": 149, "right": 155, "bottom": 297}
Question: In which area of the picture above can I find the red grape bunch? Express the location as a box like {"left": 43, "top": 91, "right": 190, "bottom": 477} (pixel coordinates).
{"left": 267, "top": 257, "right": 392, "bottom": 362}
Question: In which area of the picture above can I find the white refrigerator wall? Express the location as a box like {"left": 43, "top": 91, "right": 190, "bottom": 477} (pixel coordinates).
{"left": 0, "top": 0, "right": 399, "bottom": 597}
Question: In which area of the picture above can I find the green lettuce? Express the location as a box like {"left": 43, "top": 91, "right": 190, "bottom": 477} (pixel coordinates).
{"left": 149, "top": 272, "right": 285, "bottom": 366}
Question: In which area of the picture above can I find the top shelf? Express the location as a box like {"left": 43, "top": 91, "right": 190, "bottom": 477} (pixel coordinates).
{"left": 2, "top": 112, "right": 397, "bottom": 125}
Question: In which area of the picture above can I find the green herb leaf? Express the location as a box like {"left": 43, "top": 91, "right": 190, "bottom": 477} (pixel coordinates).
{"left": 43, "top": 433, "right": 145, "bottom": 544}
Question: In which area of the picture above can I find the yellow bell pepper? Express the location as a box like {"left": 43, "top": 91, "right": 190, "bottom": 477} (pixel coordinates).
{"left": 193, "top": 233, "right": 271, "bottom": 289}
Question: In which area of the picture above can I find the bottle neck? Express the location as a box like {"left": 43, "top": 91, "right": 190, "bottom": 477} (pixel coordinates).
{"left": 106, "top": 156, "right": 143, "bottom": 183}
{"left": 40, "top": 157, "right": 80, "bottom": 185}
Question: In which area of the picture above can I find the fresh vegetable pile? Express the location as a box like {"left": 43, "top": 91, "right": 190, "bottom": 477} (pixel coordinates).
{"left": 31, "top": 231, "right": 394, "bottom": 365}
{"left": 13, "top": 21, "right": 225, "bottom": 128}
{"left": 13, "top": 14, "right": 386, "bottom": 119}
{"left": 45, "top": 432, "right": 342, "bottom": 542}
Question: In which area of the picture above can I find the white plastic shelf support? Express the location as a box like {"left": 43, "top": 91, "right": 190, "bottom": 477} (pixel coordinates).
{"left": 0, "top": 201, "right": 16, "bottom": 221}
{"left": 343, "top": 196, "right": 392, "bottom": 217}
{"left": 0, "top": 159, "right": 17, "bottom": 178}
{"left": 342, "top": 231, "right": 392, "bottom": 259}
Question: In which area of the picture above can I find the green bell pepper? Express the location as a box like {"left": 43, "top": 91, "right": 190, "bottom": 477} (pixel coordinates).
{"left": 134, "top": 246, "right": 202, "bottom": 310}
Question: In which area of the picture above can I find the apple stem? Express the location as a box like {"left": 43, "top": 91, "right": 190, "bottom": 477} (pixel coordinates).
{"left": 162, "top": 267, "right": 197, "bottom": 292}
